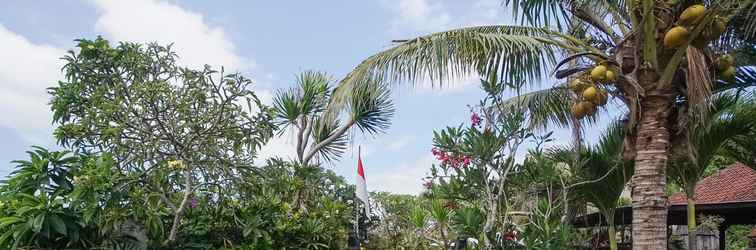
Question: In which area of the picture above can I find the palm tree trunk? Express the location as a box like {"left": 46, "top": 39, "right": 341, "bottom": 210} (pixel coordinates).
{"left": 687, "top": 197, "right": 697, "bottom": 250}
{"left": 631, "top": 94, "right": 672, "bottom": 250}
{"left": 609, "top": 224, "right": 618, "bottom": 250}
{"left": 604, "top": 210, "right": 619, "bottom": 250}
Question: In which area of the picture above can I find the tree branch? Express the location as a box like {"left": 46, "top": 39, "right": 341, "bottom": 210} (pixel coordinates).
{"left": 302, "top": 119, "right": 355, "bottom": 165}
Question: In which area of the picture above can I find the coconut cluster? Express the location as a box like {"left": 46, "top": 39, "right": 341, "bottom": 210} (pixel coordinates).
{"left": 569, "top": 63, "right": 613, "bottom": 119}
{"left": 663, "top": 4, "right": 734, "bottom": 82}
{"left": 715, "top": 54, "right": 736, "bottom": 82}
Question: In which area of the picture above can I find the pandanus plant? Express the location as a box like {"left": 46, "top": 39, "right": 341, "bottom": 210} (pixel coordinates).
{"left": 329, "top": 1, "right": 756, "bottom": 248}
{"left": 272, "top": 71, "right": 394, "bottom": 212}
{"left": 272, "top": 71, "right": 394, "bottom": 165}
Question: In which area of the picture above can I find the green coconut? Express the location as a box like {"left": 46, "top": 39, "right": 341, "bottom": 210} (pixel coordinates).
{"left": 721, "top": 66, "right": 736, "bottom": 82}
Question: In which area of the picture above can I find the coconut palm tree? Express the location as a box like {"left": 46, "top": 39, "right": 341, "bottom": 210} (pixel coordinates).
{"left": 667, "top": 92, "right": 756, "bottom": 250}
{"left": 331, "top": 1, "right": 756, "bottom": 248}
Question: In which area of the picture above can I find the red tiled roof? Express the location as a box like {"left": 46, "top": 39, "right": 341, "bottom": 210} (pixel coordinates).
{"left": 669, "top": 163, "right": 756, "bottom": 205}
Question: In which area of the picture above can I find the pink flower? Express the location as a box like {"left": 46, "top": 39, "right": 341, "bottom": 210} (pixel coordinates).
{"left": 189, "top": 196, "right": 199, "bottom": 209}
{"left": 471, "top": 113, "right": 482, "bottom": 127}
{"left": 438, "top": 153, "right": 450, "bottom": 162}
{"left": 462, "top": 156, "right": 471, "bottom": 166}
{"left": 504, "top": 231, "right": 516, "bottom": 241}
{"left": 423, "top": 181, "right": 433, "bottom": 189}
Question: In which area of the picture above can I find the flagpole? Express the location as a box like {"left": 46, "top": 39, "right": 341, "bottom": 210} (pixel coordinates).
{"left": 355, "top": 146, "right": 361, "bottom": 247}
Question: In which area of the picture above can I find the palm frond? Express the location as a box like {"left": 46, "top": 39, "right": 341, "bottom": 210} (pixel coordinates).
{"left": 296, "top": 71, "right": 332, "bottom": 115}
{"left": 668, "top": 92, "right": 756, "bottom": 191}
{"left": 709, "top": 0, "right": 756, "bottom": 51}
{"left": 594, "top": 119, "right": 627, "bottom": 158}
{"left": 310, "top": 117, "right": 349, "bottom": 163}
{"left": 713, "top": 67, "right": 756, "bottom": 93}
{"left": 272, "top": 89, "right": 301, "bottom": 132}
{"left": 695, "top": 104, "right": 756, "bottom": 167}
{"left": 505, "top": 0, "right": 629, "bottom": 37}
{"left": 349, "top": 80, "right": 395, "bottom": 134}
{"left": 710, "top": 97, "right": 756, "bottom": 168}
{"left": 498, "top": 85, "right": 574, "bottom": 129}
{"left": 549, "top": 121, "right": 631, "bottom": 223}
{"left": 330, "top": 25, "right": 566, "bottom": 117}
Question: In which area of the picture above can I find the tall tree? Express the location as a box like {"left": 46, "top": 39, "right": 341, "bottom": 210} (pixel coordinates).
{"left": 271, "top": 71, "right": 393, "bottom": 212}
{"left": 48, "top": 37, "right": 275, "bottom": 245}
{"left": 330, "top": 1, "right": 756, "bottom": 248}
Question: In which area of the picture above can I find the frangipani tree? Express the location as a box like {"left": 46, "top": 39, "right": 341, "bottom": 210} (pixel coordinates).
{"left": 331, "top": 1, "right": 756, "bottom": 248}
{"left": 49, "top": 38, "right": 276, "bottom": 245}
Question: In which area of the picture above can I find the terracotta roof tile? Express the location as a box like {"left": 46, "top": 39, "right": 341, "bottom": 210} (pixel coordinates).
{"left": 669, "top": 163, "right": 756, "bottom": 205}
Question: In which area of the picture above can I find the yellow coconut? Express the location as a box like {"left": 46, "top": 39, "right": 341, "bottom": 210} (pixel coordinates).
{"left": 579, "top": 101, "right": 596, "bottom": 116}
{"left": 591, "top": 65, "right": 608, "bottom": 82}
{"left": 606, "top": 70, "right": 617, "bottom": 82}
{"left": 664, "top": 26, "right": 690, "bottom": 49}
{"left": 569, "top": 79, "right": 588, "bottom": 93}
{"left": 582, "top": 86, "right": 600, "bottom": 103}
{"left": 721, "top": 66, "right": 736, "bottom": 82}
{"left": 571, "top": 103, "right": 586, "bottom": 119}
{"left": 679, "top": 5, "right": 706, "bottom": 26}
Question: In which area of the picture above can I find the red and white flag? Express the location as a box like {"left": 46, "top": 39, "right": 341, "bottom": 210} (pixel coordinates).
{"left": 356, "top": 150, "right": 370, "bottom": 215}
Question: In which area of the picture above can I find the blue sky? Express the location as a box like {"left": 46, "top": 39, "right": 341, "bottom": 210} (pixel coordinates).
{"left": 0, "top": 0, "right": 609, "bottom": 194}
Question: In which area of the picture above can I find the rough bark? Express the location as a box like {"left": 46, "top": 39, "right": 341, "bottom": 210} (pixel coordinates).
{"left": 631, "top": 91, "right": 673, "bottom": 250}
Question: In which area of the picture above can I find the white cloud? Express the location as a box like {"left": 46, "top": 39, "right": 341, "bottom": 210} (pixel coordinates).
{"left": 368, "top": 155, "right": 435, "bottom": 195}
{"left": 257, "top": 130, "right": 298, "bottom": 163}
{"left": 0, "top": 24, "right": 64, "bottom": 144}
{"left": 386, "top": 0, "right": 451, "bottom": 33}
{"left": 468, "top": 0, "right": 507, "bottom": 25}
{"left": 412, "top": 74, "right": 480, "bottom": 95}
{"left": 385, "top": 0, "right": 509, "bottom": 34}
{"left": 386, "top": 139, "right": 409, "bottom": 151}
{"left": 1, "top": 0, "right": 268, "bottom": 149}
{"left": 91, "top": 0, "right": 252, "bottom": 71}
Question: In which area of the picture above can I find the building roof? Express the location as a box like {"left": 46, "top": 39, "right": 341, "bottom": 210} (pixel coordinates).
{"left": 669, "top": 163, "right": 756, "bottom": 205}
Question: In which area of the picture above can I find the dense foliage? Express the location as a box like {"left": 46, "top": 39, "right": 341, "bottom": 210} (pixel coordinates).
{"left": 1, "top": 38, "right": 361, "bottom": 249}
{"left": 3, "top": 0, "right": 756, "bottom": 246}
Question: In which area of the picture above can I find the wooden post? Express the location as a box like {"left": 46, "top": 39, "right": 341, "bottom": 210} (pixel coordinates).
{"left": 719, "top": 225, "right": 728, "bottom": 250}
